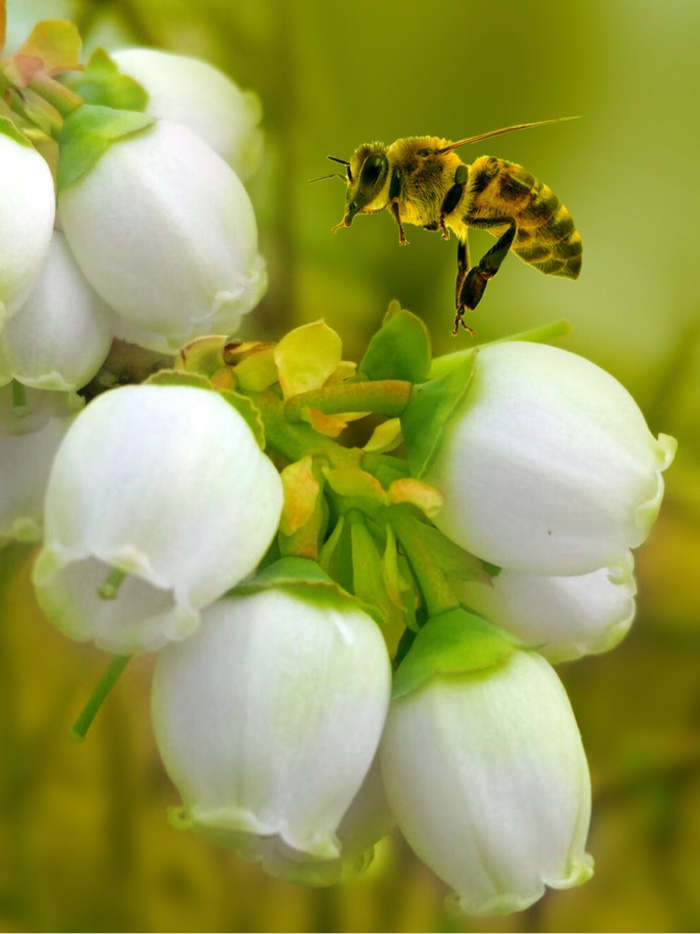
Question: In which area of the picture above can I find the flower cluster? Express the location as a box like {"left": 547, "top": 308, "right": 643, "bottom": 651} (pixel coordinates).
{"left": 1, "top": 21, "right": 266, "bottom": 543}
{"left": 0, "top": 17, "right": 677, "bottom": 919}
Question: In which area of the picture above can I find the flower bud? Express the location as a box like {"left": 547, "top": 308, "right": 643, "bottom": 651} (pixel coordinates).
{"left": 32, "top": 384, "right": 283, "bottom": 653}
{"left": 110, "top": 48, "right": 263, "bottom": 181}
{"left": 0, "top": 124, "right": 55, "bottom": 326}
{"left": 457, "top": 563, "right": 637, "bottom": 663}
{"left": 0, "top": 231, "right": 113, "bottom": 391}
{"left": 380, "top": 650, "right": 593, "bottom": 916}
{"left": 426, "top": 342, "right": 676, "bottom": 576}
{"left": 58, "top": 118, "right": 266, "bottom": 351}
{"left": 152, "top": 588, "right": 392, "bottom": 877}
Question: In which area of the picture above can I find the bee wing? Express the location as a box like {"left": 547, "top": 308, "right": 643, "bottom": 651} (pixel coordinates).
{"left": 436, "top": 116, "right": 580, "bottom": 154}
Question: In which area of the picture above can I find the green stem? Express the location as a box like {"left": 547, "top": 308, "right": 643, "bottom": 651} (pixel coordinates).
{"left": 388, "top": 506, "right": 459, "bottom": 618}
{"left": 284, "top": 379, "right": 413, "bottom": 422}
{"left": 253, "top": 390, "right": 359, "bottom": 466}
{"left": 71, "top": 655, "right": 130, "bottom": 740}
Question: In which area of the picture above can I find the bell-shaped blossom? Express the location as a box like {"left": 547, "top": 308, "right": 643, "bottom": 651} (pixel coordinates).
{"left": 457, "top": 564, "right": 637, "bottom": 663}
{"left": 0, "top": 231, "right": 113, "bottom": 391}
{"left": 426, "top": 342, "right": 676, "bottom": 576}
{"left": 58, "top": 119, "right": 266, "bottom": 352}
{"left": 380, "top": 650, "right": 593, "bottom": 916}
{"left": 0, "top": 126, "right": 56, "bottom": 326}
{"left": 32, "top": 384, "right": 283, "bottom": 653}
{"left": 110, "top": 48, "right": 263, "bottom": 181}
{"left": 152, "top": 588, "right": 392, "bottom": 876}
{"left": 0, "top": 386, "right": 82, "bottom": 545}
{"left": 256, "top": 753, "right": 395, "bottom": 886}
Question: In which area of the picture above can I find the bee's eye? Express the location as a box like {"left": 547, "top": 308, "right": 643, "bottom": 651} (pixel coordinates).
{"left": 360, "top": 153, "right": 387, "bottom": 186}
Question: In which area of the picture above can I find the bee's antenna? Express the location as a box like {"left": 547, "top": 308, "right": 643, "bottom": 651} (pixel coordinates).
{"left": 327, "top": 156, "right": 350, "bottom": 165}
{"left": 308, "top": 172, "right": 347, "bottom": 184}
{"left": 437, "top": 116, "right": 581, "bottom": 155}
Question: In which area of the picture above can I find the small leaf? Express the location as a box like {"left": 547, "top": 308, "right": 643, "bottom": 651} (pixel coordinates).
{"left": 387, "top": 478, "right": 443, "bottom": 517}
{"left": 359, "top": 301, "right": 432, "bottom": 383}
{"left": 363, "top": 417, "right": 403, "bottom": 454}
{"left": 57, "top": 103, "right": 155, "bottom": 189}
{"left": 62, "top": 47, "right": 148, "bottom": 111}
{"left": 401, "top": 350, "right": 477, "bottom": 478}
{"left": 217, "top": 388, "right": 266, "bottom": 450}
{"left": 392, "top": 607, "right": 516, "bottom": 699}
{"left": 274, "top": 320, "right": 342, "bottom": 399}
{"left": 176, "top": 335, "right": 228, "bottom": 379}
{"left": 411, "top": 522, "right": 494, "bottom": 584}
{"left": 145, "top": 369, "right": 211, "bottom": 390}
{"left": 17, "top": 19, "right": 82, "bottom": 75}
{"left": 0, "top": 116, "right": 33, "bottom": 147}
{"left": 323, "top": 465, "right": 385, "bottom": 503}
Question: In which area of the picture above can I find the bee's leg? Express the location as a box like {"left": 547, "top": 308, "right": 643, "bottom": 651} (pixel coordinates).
{"left": 454, "top": 218, "right": 517, "bottom": 334}
{"left": 453, "top": 238, "right": 475, "bottom": 336}
{"left": 440, "top": 164, "right": 468, "bottom": 240}
{"left": 388, "top": 167, "right": 407, "bottom": 244}
{"left": 389, "top": 202, "right": 407, "bottom": 245}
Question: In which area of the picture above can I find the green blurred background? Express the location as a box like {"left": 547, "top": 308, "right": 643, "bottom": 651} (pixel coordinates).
{"left": 2, "top": 0, "right": 700, "bottom": 930}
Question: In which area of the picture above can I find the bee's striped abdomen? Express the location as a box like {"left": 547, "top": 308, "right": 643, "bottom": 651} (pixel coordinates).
{"left": 467, "top": 157, "right": 582, "bottom": 280}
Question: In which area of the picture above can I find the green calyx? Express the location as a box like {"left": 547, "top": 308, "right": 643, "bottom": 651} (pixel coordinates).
{"left": 61, "top": 48, "right": 149, "bottom": 112}
{"left": 232, "top": 556, "right": 385, "bottom": 626}
{"left": 57, "top": 102, "right": 155, "bottom": 189}
{"left": 392, "top": 606, "right": 518, "bottom": 699}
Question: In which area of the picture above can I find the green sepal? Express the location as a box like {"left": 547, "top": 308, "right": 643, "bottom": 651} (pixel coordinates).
{"left": 401, "top": 349, "right": 477, "bottom": 478}
{"left": 218, "top": 388, "right": 266, "bottom": 450}
{"left": 16, "top": 19, "right": 82, "bottom": 74}
{"left": 350, "top": 516, "right": 390, "bottom": 626}
{"left": 412, "top": 522, "right": 494, "bottom": 585}
{"left": 62, "top": 48, "right": 148, "bottom": 112}
{"left": 359, "top": 300, "right": 431, "bottom": 384}
{"left": 391, "top": 606, "right": 516, "bottom": 699}
{"left": 145, "top": 368, "right": 211, "bottom": 390}
{"left": 57, "top": 102, "right": 155, "bottom": 189}
{"left": 0, "top": 116, "right": 33, "bottom": 147}
{"left": 232, "top": 556, "right": 384, "bottom": 626}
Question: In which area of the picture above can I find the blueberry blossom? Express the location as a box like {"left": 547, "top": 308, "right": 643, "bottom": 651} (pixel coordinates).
{"left": 380, "top": 648, "right": 593, "bottom": 916}
{"left": 457, "top": 564, "right": 637, "bottom": 663}
{"left": 0, "top": 386, "right": 82, "bottom": 545}
{"left": 151, "top": 574, "right": 392, "bottom": 880}
{"left": 110, "top": 48, "right": 263, "bottom": 181}
{"left": 0, "top": 120, "right": 56, "bottom": 327}
{"left": 57, "top": 108, "right": 266, "bottom": 352}
{"left": 0, "top": 231, "right": 113, "bottom": 391}
{"left": 424, "top": 341, "right": 676, "bottom": 576}
{"left": 32, "top": 383, "right": 283, "bottom": 653}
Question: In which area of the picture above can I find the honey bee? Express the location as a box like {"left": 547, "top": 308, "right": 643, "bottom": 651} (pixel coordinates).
{"left": 325, "top": 118, "right": 582, "bottom": 335}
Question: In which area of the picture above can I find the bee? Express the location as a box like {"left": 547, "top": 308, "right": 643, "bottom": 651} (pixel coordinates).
{"left": 325, "top": 118, "right": 582, "bottom": 335}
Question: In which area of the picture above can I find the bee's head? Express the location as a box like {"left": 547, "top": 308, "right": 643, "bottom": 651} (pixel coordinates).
{"left": 330, "top": 143, "right": 390, "bottom": 230}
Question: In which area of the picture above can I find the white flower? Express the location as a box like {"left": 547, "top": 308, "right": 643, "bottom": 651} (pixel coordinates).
{"left": 457, "top": 564, "right": 637, "bottom": 663}
{"left": 58, "top": 118, "right": 266, "bottom": 352}
{"left": 426, "top": 342, "right": 676, "bottom": 576}
{"left": 152, "top": 588, "right": 392, "bottom": 877}
{"left": 0, "top": 231, "right": 113, "bottom": 391}
{"left": 32, "top": 384, "right": 283, "bottom": 653}
{"left": 0, "top": 125, "right": 55, "bottom": 326}
{"left": 0, "top": 386, "right": 82, "bottom": 545}
{"left": 380, "top": 650, "right": 593, "bottom": 916}
{"left": 110, "top": 48, "right": 263, "bottom": 181}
